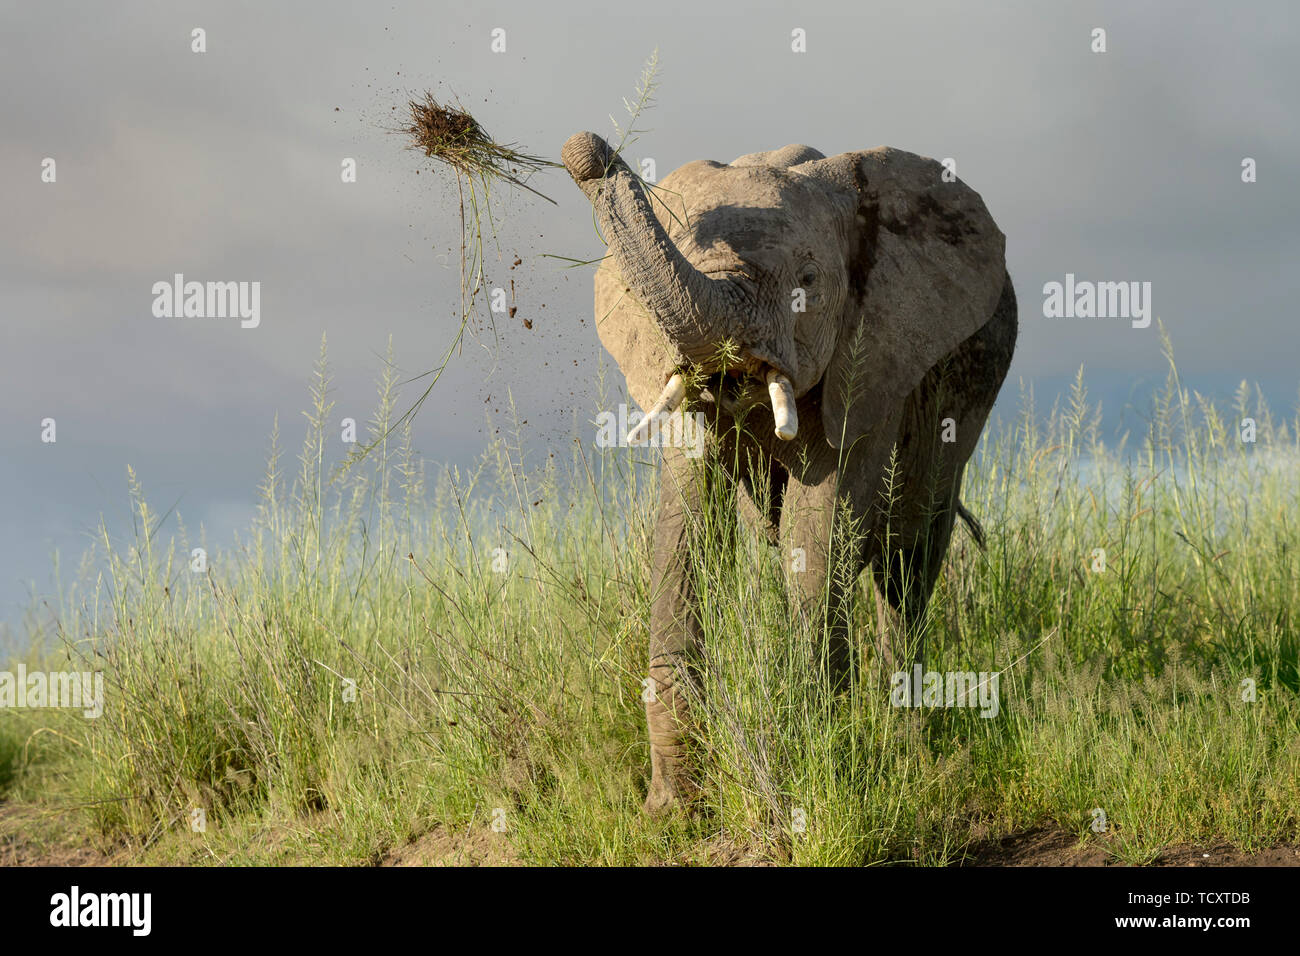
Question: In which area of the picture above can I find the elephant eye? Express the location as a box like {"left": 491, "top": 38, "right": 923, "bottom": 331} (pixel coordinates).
{"left": 798, "top": 264, "right": 820, "bottom": 289}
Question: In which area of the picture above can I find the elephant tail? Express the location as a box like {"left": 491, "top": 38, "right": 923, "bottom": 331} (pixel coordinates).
{"left": 956, "top": 501, "right": 986, "bottom": 551}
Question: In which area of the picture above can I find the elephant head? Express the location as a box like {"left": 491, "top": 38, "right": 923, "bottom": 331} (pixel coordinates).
{"left": 561, "top": 131, "right": 1007, "bottom": 451}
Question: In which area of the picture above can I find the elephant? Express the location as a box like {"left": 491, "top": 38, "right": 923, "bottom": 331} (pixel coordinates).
{"left": 561, "top": 130, "right": 1017, "bottom": 813}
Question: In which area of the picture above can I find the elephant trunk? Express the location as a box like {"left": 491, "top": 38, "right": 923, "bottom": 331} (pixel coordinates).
{"left": 561, "top": 132, "right": 744, "bottom": 368}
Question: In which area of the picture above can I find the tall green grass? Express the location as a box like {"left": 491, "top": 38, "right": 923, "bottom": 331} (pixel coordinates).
{"left": 2, "top": 333, "right": 1297, "bottom": 864}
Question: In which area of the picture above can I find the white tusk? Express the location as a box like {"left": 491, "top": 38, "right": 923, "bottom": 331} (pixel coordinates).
{"left": 627, "top": 373, "right": 686, "bottom": 445}
{"left": 767, "top": 370, "right": 798, "bottom": 440}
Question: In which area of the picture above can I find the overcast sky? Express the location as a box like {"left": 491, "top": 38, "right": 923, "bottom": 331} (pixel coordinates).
{"left": 2, "top": 1, "right": 1297, "bottom": 636}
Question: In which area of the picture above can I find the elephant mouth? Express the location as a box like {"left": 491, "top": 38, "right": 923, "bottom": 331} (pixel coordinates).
{"left": 705, "top": 371, "right": 763, "bottom": 425}
{"left": 707, "top": 369, "right": 758, "bottom": 405}
{"left": 628, "top": 361, "right": 798, "bottom": 447}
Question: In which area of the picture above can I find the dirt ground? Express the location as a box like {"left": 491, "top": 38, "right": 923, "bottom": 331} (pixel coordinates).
{"left": 3, "top": 803, "right": 1295, "bottom": 867}
{"left": 0, "top": 805, "right": 124, "bottom": 867}
{"left": 962, "top": 825, "right": 1300, "bottom": 867}
{"left": 381, "top": 825, "right": 519, "bottom": 866}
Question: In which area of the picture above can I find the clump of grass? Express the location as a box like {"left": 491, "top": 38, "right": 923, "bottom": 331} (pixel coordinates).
{"left": 401, "top": 92, "right": 560, "bottom": 204}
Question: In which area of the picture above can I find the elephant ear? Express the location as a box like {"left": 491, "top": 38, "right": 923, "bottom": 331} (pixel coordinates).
{"left": 820, "top": 147, "right": 1007, "bottom": 450}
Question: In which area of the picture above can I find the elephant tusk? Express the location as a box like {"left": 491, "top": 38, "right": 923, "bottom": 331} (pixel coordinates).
{"left": 627, "top": 373, "right": 686, "bottom": 445}
{"left": 767, "top": 370, "right": 798, "bottom": 440}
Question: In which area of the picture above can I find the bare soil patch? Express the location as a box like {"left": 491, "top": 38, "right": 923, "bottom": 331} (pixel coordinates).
{"left": 0, "top": 804, "right": 117, "bottom": 867}
{"left": 380, "top": 825, "right": 519, "bottom": 867}
{"left": 963, "top": 825, "right": 1300, "bottom": 867}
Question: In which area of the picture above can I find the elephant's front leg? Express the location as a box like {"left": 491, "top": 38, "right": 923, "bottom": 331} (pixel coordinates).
{"left": 644, "top": 442, "right": 716, "bottom": 813}
{"left": 780, "top": 475, "right": 866, "bottom": 692}
{"left": 870, "top": 491, "right": 960, "bottom": 685}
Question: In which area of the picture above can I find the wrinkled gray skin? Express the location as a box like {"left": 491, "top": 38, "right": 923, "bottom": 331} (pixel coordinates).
{"left": 562, "top": 131, "right": 1017, "bottom": 813}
